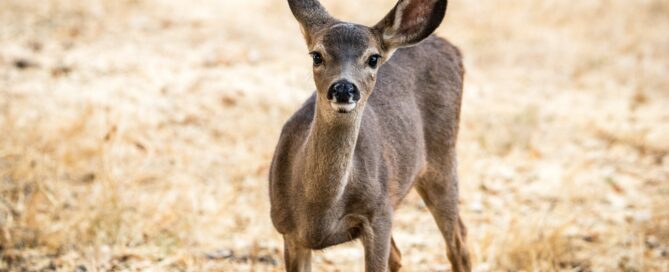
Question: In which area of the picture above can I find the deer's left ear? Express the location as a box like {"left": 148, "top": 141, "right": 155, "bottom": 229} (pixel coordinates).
{"left": 374, "top": 0, "right": 447, "bottom": 50}
{"left": 288, "top": 0, "right": 336, "bottom": 44}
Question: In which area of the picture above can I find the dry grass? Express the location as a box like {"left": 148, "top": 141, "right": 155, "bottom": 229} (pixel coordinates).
{"left": 1, "top": 0, "right": 668, "bottom": 271}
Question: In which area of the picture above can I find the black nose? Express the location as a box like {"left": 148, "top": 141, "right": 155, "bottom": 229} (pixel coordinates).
{"left": 327, "top": 80, "right": 360, "bottom": 103}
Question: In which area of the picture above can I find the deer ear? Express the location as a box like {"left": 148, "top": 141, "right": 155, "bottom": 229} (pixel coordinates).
{"left": 374, "top": 0, "right": 447, "bottom": 50}
{"left": 288, "top": 0, "right": 336, "bottom": 42}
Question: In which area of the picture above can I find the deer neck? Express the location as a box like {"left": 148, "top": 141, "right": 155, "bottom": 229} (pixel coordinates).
{"left": 300, "top": 102, "right": 363, "bottom": 203}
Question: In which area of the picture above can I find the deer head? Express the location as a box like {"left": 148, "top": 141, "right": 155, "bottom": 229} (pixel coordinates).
{"left": 288, "top": 0, "right": 448, "bottom": 115}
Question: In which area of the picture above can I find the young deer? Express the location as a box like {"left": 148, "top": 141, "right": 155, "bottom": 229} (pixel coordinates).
{"left": 269, "top": 0, "right": 470, "bottom": 271}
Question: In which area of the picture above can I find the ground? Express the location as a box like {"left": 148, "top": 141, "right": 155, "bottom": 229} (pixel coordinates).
{"left": 1, "top": 0, "right": 668, "bottom": 271}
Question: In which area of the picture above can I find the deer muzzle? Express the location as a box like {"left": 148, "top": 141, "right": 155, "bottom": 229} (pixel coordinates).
{"left": 327, "top": 80, "right": 360, "bottom": 113}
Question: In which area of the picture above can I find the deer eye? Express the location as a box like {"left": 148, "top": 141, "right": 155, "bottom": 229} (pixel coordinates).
{"left": 367, "top": 54, "right": 381, "bottom": 68}
{"left": 310, "top": 52, "right": 323, "bottom": 66}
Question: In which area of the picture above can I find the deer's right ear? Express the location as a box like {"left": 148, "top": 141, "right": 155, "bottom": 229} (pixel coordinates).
{"left": 288, "top": 0, "right": 335, "bottom": 43}
{"left": 374, "top": 0, "right": 447, "bottom": 50}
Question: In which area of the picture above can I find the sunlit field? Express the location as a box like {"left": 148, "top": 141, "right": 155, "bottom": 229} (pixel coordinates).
{"left": 1, "top": 0, "right": 668, "bottom": 271}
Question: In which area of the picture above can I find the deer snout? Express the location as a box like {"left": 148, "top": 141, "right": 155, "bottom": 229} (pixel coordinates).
{"left": 327, "top": 80, "right": 360, "bottom": 104}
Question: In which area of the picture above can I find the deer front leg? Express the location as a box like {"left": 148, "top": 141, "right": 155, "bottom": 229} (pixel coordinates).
{"left": 284, "top": 235, "right": 312, "bottom": 272}
{"left": 388, "top": 237, "right": 402, "bottom": 272}
{"left": 361, "top": 212, "right": 393, "bottom": 272}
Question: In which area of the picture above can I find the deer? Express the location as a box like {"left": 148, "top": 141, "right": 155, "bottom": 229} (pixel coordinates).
{"left": 269, "top": 0, "right": 471, "bottom": 271}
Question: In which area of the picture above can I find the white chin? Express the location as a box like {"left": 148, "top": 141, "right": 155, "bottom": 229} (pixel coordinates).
{"left": 330, "top": 102, "right": 357, "bottom": 113}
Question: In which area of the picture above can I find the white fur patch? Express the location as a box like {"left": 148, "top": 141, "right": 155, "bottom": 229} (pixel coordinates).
{"left": 330, "top": 102, "right": 357, "bottom": 113}
{"left": 330, "top": 22, "right": 357, "bottom": 30}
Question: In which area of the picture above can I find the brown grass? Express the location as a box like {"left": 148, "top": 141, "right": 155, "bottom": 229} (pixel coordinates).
{"left": 1, "top": 0, "right": 668, "bottom": 271}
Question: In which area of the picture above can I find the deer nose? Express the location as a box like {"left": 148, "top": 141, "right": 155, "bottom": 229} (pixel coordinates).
{"left": 327, "top": 80, "right": 360, "bottom": 103}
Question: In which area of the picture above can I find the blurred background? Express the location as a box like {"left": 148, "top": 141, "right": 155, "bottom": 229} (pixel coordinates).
{"left": 1, "top": 0, "right": 668, "bottom": 271}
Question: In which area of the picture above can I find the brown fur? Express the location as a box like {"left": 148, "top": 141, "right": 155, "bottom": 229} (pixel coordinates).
{"left": 270, "top": 0, "right": 471, "bottom": 271}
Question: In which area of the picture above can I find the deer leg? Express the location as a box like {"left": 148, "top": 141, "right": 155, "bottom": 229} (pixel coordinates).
{"left": 361, "top": 212, "right": 392, "bottom": 272}
{"left": 388, "top": 236, "right": 402, "bottom": 272}
{"left": 415, "top": 167, "right": 471, "bottom": 272}
{"left": 283, "top": 235, "right": 312, "bottom": 272}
